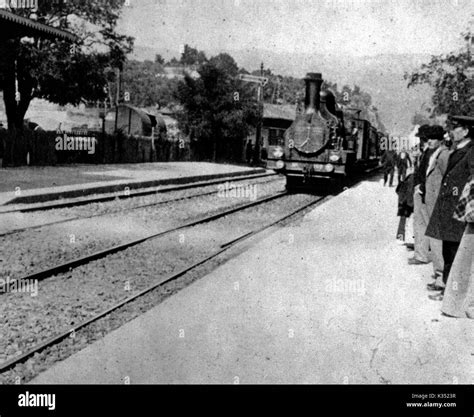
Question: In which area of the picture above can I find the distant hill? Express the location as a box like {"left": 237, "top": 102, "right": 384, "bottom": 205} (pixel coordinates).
{"left": 130, "top": 45, "right": 434, "bottom": 136}
{"left": 0, "top": 46, "right": 432, "bottom": 136}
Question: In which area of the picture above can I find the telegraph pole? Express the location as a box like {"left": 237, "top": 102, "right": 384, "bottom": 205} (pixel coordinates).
{"left": 114, "top": 67, "right": 121, "bottom": 133}
{"left": 113, "top": 66, "right": 122, "bottom": 162}
{"left": 236, "top": 67, "right": 268, "bottom": 166}
{"left": 254, "top": 62, "right": 264, "bottom": 165}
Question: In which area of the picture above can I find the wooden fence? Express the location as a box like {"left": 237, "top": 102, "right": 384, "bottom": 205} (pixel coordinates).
{"left": 0, "top": 129, "right": 193, "bottom": 166}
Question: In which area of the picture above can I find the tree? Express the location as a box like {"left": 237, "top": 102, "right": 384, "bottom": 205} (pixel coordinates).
{"left": 155, "top": 54, "right": 165, "bottom": 65}
{"left": 175, "top": 53, "right": 260, "bottom": 162}
{"left": 405, "top": 21, "right": 474, "bottom": 117}
{"left": 0, "top": 0, "right": 134, "bottom": 132}
{"left": 209, "top": 53, "right": 239, "bottom": 76}
{"left": 253, "top": 68, "right": 305, "bottom": 104}
{"left": 121, "top": 59, "right": 180, "bottom": 108}
{"left": 180, "top": 44, "right": 207, "bottom": 67}
{"left": 167, "top": 57, "right": 180, "bottom": 66}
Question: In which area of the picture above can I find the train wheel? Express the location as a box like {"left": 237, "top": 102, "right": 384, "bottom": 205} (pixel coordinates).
{"left": 331, "top": 176, "right": 346, "bottom": 193}
{"left": 285, "top": 176, "right": 300, "bottom": 192}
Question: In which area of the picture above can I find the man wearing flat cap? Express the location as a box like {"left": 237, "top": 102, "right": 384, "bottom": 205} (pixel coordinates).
{"left": 425, "top": 115, "right": 474, "bottom": 301}
{"left": 409, "top": 124, "right": 434, "bottom": 265}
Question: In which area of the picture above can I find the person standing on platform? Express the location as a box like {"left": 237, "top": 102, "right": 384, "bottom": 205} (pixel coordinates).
{"left": 381, "top": 145, "right": 397, "bottom": 187}
{"left": 423, "top": 125, "right": 450, "bottom": 291}
{"left": 396, "top": 166, "right": 414, "bottom": 242}
{"left": 0, "top": 122, "right": 5, "bottom": 168}
{"left": 441, "top": 142, "right": 474, "bottom": 317}
{"left": 245, "top": 140, "right": 253, "bottom": 165}
{"left": 397, "top": 149, "right": 412, "bottom": 183}
{"left": 425, "top": 116, "right": 474, "bottom": 301}
{"left": 409, "top": 124, "right": 433, "bottom": 265}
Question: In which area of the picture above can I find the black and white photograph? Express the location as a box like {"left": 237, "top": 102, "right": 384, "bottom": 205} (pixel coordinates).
{"left": 0, "top": 0, "right": 473, "bottom": 412}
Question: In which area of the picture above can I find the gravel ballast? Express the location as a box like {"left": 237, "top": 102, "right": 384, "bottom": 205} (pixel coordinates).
{"left": 0, "top": 192, "right": 319, "bottom": 384}
{"left": 0, "top": 177, "right": 284, "bottom": 279}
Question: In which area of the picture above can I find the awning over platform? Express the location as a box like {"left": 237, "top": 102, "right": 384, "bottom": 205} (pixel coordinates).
{"left": 0, "top": 9, "right": 77, "bottom": 41}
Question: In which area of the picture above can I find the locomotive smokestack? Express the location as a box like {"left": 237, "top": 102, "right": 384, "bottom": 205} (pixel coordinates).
{"left": 304, "top": 72, "right": 323, "bottom": 114}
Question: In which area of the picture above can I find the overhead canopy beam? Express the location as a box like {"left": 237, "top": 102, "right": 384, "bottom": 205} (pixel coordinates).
{"left": 0, "top": 9, "right": 78, "bottom": 41}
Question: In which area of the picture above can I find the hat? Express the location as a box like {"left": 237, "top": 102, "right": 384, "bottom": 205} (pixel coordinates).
{"left": 415, "top": 124, "right": 430, "bottom": 138}
{"left": 425, "top": 125, "right": 445, "bottom": 140}
{"left": 450, "top": 115, "right": 474, "bottom": 128}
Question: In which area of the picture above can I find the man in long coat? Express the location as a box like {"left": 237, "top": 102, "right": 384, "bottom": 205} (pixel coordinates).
{"left": 425, "top": 116, "right": 474, "bottom": 301}
{"left": 441, "top": 133, "right": 474, "bottom": 316}
{"left": 380, "top": 147, "right": 397, "bottom": 187}
{"left": 409, "top": 124, "right": 433, "bottom": 265}
{"left": 423, "top": 126, "right": 450, "bottom": 290}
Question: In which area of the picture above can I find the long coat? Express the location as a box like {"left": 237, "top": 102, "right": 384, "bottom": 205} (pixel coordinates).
{"left": 441, "top": 223, "right": 474, "bottom": 318}
{"left": 414, "top": 148, "right": 433, "bottom": 188}
{"left": 425, "top": 141, "right": 473, "bottom": 242}
{"left": 424, "top": 147, "right": 450, "bottom": 217}
{"left": 396, "top": 173, "right": 414, "bottom": 217}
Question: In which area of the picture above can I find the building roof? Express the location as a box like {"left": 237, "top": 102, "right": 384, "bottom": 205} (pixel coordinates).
{"left": 263, "top": 103, "right": 296, "bottom": 121}
{"left": 0, "top": 9, "right": 77, "bottom": 41}
{"left": 106, "top": 104, "right": 166, "bottom": 129}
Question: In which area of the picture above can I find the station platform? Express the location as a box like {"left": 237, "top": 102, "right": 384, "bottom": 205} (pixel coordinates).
{"left": 31, "top": 176, "right": 474, "bottom": 384}
{"left": 0, "top": 162, "right": 265, "bottom": 206}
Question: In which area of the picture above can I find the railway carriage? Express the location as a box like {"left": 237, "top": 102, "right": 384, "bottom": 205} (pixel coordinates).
{"left": 266, "top": 72, "right": 382, "bottom": 190}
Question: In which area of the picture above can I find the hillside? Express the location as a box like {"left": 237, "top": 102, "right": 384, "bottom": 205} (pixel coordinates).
{"left": 0, "top": 48, "right": 433, "bottom": 137}
{"left": 132, "top": 45, "right": 434, "bottom": 136}
{"left": 212, "top": 49, "right": 434, "bottom": 137}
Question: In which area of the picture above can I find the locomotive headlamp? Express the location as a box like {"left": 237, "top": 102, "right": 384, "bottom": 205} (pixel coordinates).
{"left": 324, "top": 163, "right": 334, "bottom": 172}
{"left": 275, "top": 160, "right": 285, "bottom": 169}
{"left": 329, "top": 154, "right": 340, "bottom": 162}
{"left": 273, "top": 146, "right": 284, "bottom": 158}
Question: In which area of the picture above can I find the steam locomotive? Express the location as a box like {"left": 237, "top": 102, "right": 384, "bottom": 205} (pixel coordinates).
{"left": 265, "top": 72, "right": 383, "bottom": 190}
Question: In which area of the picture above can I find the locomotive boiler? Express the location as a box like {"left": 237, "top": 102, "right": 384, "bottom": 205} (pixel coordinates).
{"left": 265, "top": 72, "right": 381, "bottom": 190}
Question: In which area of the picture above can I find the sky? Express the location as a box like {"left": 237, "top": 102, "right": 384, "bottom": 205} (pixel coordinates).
{"left": 118, "top": 0, "right": 473, "bottom": 59}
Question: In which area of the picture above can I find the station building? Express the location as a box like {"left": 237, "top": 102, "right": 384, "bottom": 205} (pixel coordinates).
{"left": 251, "top": 103, "right": 296, "bottom": 160}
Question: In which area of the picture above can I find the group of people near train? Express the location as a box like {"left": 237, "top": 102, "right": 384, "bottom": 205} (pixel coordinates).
{"left": 380, "top": 146, "right": 413, "bottom": 187}
{"left": 388, "top": 115, "right": 474, "bottom": 319}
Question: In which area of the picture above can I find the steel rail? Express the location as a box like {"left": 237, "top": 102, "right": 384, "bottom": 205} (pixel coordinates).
{"left": 3, "top": 191, "right": 288, "bottom": 290}
{"left": 0, "top": 175, "right": 280, "bottom": 238}
{"left": 0, "top": 172, "right": 277, "bottom": 214}
{"left": 0, "top": 194, "right": 325, "bottom": 374}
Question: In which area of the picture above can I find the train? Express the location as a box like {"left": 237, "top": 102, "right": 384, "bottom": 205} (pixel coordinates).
{"left": 265, "top": 72, "right": 383, "bottom": 190}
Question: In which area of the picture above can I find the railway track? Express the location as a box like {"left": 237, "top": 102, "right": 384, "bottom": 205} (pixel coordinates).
{"left": 0, "top": 171, "right": 277, "bottom": 214}
{"left": 0, "top": 192, "right": 327, "bottom": 375}
{"left": 0, "top": 168, "right": 380, "bottom": 380}
{"left": 0, "top": 173, "right": 280, "bottom": 238}
{"left": 3, "top": 190, "right": 288, "bottom": 289}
